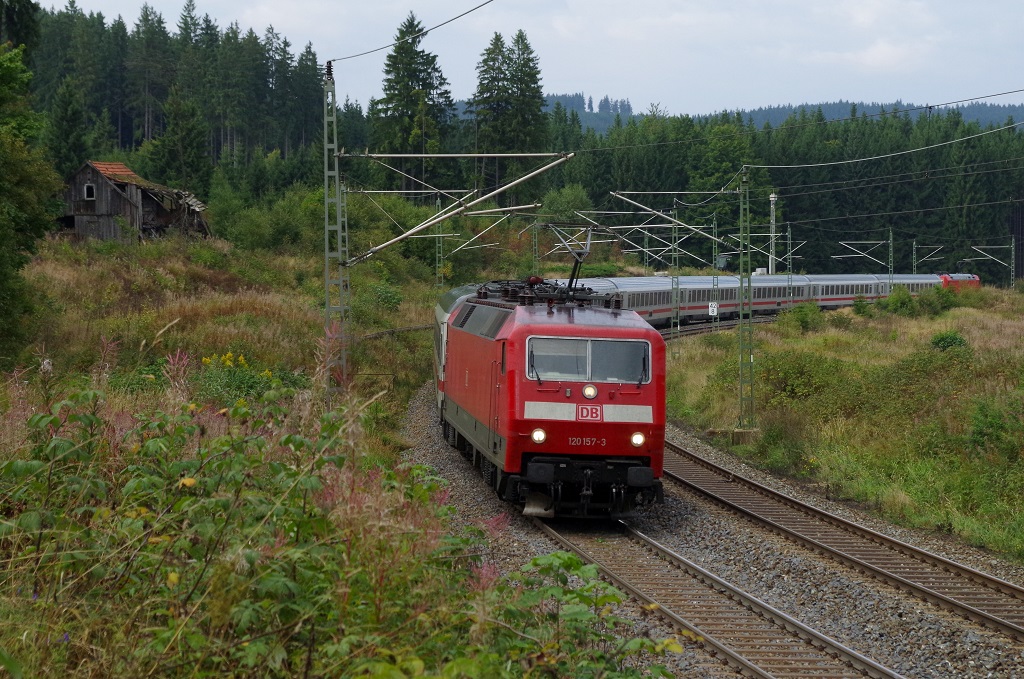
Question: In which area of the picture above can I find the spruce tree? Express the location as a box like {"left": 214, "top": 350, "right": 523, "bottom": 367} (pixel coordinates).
{"left": 292, "top": 43, "right": 322, "bottom": 148}
{"left": 46, "top": 75, "right": 89, "bottom": 178}
{"left": 506, "top": 30, "right": 545, "bottom": 152}
{"left": 87, "top": 107, "right": 118, "bottom": 156}
{"left": 0, "top": 0, "right": 40, "bottom": 51}
{"left": 126, "top": 4, "right": 174, "bottom": 141}
{"left": 368, "top": 12, "right": 454, "bottom": 189}
{"left": 471, "top": 32, "right": 509, "bottom": 153}
{"left": 470, "top": 29, "right": 544, "bottom": 194}
{"left": 104, "top": 17, "right": 130, "bottom": 148}
{"left": 173, "top": 0, "right": 201, "bottom": 99}
{"left": 152, "top": 85, "right": 211, "bottom": 198}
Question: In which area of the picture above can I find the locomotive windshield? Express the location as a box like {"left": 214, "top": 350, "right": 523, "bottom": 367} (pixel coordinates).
{"left": 527, "top": 337, "right": 651, "bottom": 384}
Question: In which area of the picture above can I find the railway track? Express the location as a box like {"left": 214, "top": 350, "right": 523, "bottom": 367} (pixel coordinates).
{"left": 534, "top": 519, "right": 903, "bottom": 678}
{"left": 659, "top": 316, "right": 775, "bottom": 339}
{"left": 663, "top": 440, "right": 1024, "bottom": 641}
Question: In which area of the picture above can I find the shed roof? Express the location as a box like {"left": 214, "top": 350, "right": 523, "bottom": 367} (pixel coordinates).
{"left": 82, "top": 161, "right": 208, "bottom": 213}
{"left": 88, "top": 161, "right": 167, "bottom": 191}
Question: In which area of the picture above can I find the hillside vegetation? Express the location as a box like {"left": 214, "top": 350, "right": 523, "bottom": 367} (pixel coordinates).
{"left": 3, "top": 227, "right": 1024, "bottom": 676}
{"left": 668, "top": 285, "right": 1024, "bottom": 558}
{"left": 0, "top": 236, "right": 679, "bottom": 677}
{"left": 7, "top": 3, "right": 1024, "bottom": 674}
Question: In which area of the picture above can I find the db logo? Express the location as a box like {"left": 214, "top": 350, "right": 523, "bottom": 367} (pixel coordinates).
{"left": 576, "top": 404, "right": 603, "bottom": 421}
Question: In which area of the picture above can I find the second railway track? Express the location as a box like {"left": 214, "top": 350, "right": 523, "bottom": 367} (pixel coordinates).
{"left": 663, "top": 440, "right": 1024, "bottom": 641}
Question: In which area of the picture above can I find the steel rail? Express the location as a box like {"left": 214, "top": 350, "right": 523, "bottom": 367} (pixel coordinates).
{"left": 534, "top": 518, "right": 903, "bottom": 679}
{"left": 664, "top": 441, "right": 1024, "bottom": 641}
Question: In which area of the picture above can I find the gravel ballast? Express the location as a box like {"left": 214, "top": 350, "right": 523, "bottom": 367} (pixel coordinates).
{"left": 402, "top": 384, "right": 1024, "bottom": 677}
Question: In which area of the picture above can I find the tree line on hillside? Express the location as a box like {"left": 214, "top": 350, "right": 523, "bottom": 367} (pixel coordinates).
{"left": 29, "top": 0, "right": 323, "bottom": 198}
{"left": 740, "top": 100, "right": 1024, "bottom": 131}
{"left": 328, "top": 14, "right": 1023, "bottom": 285}
{"left": 6, "top": 1, "right": 1024, "bottom": 286}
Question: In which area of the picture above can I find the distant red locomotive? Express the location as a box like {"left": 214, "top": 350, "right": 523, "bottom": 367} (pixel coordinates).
{"left": 938, "top": 273, "right": 981, "bottom": 291}
{"left": 434, "top": 279, "right": 665, "bottom": 517}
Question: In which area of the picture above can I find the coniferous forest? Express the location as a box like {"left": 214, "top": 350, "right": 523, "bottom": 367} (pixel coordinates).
{"left": 4, "top": 0, "right": 1024, "bottom": 339}
{"left": 5, "top": 4, "right": 1024, "bottom": 675}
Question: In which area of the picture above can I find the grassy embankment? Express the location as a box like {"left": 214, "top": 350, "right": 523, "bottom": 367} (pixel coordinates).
{"left": 667, "top": 284, "right": 1024, "bottom": 559}
{"left": 0, "top": 237, "right": 677, "bottom": 677}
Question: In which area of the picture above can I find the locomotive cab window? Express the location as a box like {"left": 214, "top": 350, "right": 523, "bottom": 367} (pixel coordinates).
{"left": 592, "top": 340, "right": 649, "bottom": 383}
{"left": 527, "top": 337, "right": 651, "bottom": 384}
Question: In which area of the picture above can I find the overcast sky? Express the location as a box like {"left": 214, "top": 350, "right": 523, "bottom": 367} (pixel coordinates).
{"left": 59, "top": 0, "right": 1024, "bottom": 116}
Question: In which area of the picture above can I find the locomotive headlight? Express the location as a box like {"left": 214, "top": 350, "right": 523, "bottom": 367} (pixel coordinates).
{"left": 582, "top": 384, "right": 598, "bottom": 399}
{"left": 630, "top": 432, "right": 646, "bottom": 447}
{"left": 531, "top": 428, "right": 547, "bottom": 444}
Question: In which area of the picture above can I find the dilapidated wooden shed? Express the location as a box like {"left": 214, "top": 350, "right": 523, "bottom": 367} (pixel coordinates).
{"left": 61, "top": 161, "right": 210, "bottom": 240}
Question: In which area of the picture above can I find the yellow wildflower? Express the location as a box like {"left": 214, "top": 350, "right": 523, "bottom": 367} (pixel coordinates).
{"left": 178, "top": 477, "right": 197, "bottom": 489}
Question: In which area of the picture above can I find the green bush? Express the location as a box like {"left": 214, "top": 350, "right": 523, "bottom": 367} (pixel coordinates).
{"left": 699, "top": 331, "right": 735, "bottom": 352}
{"left": 917, "top": 285, "right": 956, "bottom": 316}
{"left": 852, "top": 295, "right": 873, "bottom": 316}
{"left": 0, "top": 390, "right": 677, "bottom": 677}
{"left": 827, "top": 312, "right": 853, "bottom": 330}
{"left": 193, "top": 352, "right": 309, "bottom": 406}
{"left": 777, "top": 302, "right": 826, "bottom": 333}
{"left": 579, "top": 262, "right": 621, "bottom": 277}
{"left": 759, "top": 350, "right": 862, "bottom": 419}
{"left": 880, "top": 285, "right": 916, "bottom": 316}
{"left": 351, "top": 282, "right": 405, "bottom": 325}
{"left": 930, "top": 329, "right": 968, "bottom": 351}
{"left": 369, "top": 283, "right": 403, "bottom": 311}
{"left": 966, "top": 396, "right": 1023, "bottom": 463}
{"left": 187, "top": 241, "right": 229, "bottom": 269}
{"left": 750, "top": 407, "right": 817, "bottom": 477}
{"left": 863, "top": 347, "right": 973, "bottom": 421}
{"left": 107, "top": 361, "right": 167, "bottom": 394}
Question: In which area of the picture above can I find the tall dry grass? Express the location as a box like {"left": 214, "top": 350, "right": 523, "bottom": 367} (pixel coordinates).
{"left": 668, "top": 287, "right": 1024, "bottom": 559}
{"left": 4, "top": 235, "right": 439, "bottom": 472}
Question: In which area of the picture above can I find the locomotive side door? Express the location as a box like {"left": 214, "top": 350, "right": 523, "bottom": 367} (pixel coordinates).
{"left": 487, "top": 342, "right": 504, "bottom": 458}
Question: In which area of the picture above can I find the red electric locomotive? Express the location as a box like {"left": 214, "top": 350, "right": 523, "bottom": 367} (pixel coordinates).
{"left": 434, "top": 279, "right": 665, "bottom": 517}
{"left": 939, "top": 273, "right": 981, "bottom": 290}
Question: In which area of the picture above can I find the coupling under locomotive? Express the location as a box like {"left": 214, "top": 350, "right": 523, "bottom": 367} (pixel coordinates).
{"left": 434, "top": 279, "right": 666, "bottom": 517}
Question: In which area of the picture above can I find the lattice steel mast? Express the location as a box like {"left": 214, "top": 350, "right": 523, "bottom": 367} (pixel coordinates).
{"left": 737, "top": 169, "right": 755, "bottom": 431}
{"left": 323, "top": 63, "right": 349, "bottom": 403}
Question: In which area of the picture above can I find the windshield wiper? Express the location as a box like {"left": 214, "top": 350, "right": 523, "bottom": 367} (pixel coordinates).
{"left": 637, "top": 353, "right": 648, "bottom": 387}
{"left": 530, "top": 348, "right": 543, "bottom": 385}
